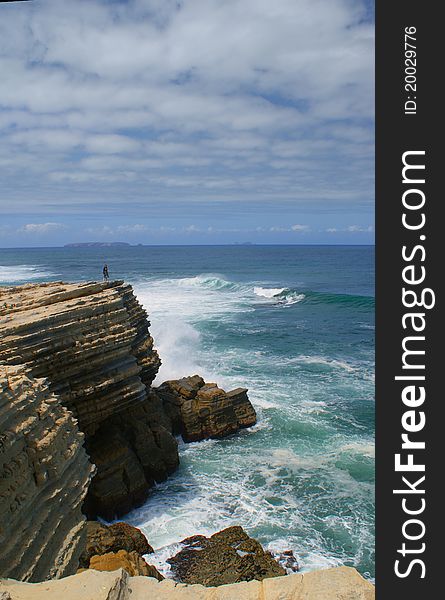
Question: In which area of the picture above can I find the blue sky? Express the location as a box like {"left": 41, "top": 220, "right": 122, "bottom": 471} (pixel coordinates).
{"left": 0, "top": 0, "right": 374, "bottom": 247}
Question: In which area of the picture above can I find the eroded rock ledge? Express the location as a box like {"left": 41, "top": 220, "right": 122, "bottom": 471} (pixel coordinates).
{"left": 157, "top": 375, "right": 257, "bottom": 442}
{"left": 0, "top": 566, "right": 375, "bottom": 600}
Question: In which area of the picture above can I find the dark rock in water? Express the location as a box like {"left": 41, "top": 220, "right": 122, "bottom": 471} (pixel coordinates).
{"left": 156, "top": 376, "right": 257, "bottom": 442}
{"left": 88, "top": 550, "right": 164, "bottom": 579}
{"left": 83, "top": 394, "right": 179, "bottom": 520}
{"left": 79, "top": 521, "right": 153, "bottom": 569}
{"left": 277, "top": 550, "right": 300, "bottom": 573}
{"left": 167, "top": 526, "right": 286, "bottom": 586}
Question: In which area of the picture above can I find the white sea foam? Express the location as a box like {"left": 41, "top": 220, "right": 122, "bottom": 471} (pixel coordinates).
{"left": 254, "top": 286, "right": 286, "bottom": 298}
{"left": 335, "top": 441, "right": 375, "bottom": 459}
{"left": 0, "top": 264, "right": 56, "bottom": 283}
{"left": 133, "top": 275, "right": 250, "bottom": 383}
{"left": 126, "top": 438, "right": 374, "bottom": 576}
{"left": 254, "top": 286, "right": 305, "bottom": 306}
{"left": 180, "top": 274, "right": 242, "bottom": 292}
{"left": 127, "top": 271, "right": 374, "bottom": 577}
{"left": 289, "top": 355, "right": 357, "bottom": 373}
{"left": 143, "top": 542, "right": 184, "bottom": 578}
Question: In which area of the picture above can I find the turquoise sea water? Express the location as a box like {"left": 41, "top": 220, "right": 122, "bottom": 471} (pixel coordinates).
{"left": 0, "top": 245, "right": 375, "bottom": 578}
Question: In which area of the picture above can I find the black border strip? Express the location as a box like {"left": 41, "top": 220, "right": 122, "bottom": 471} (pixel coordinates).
{"left": 376, "top": 1, "right": 440, "bottom": 596}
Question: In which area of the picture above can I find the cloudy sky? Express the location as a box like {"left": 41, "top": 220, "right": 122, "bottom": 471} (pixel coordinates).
{"left": 0, "top": 0, "right": 374, "bottom": 247}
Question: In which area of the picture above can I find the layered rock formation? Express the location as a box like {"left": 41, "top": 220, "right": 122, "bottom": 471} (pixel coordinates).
{"left": 156, "top": 376, "right": 257, "bottom": 442}
{"left": 1, "top": 280, "right": 263, "bottom": 587}
{"left": 0, "top": 364, "right": 93, "bottom": 582}
{"left": 167, "top": 526, "right": 285, "bottom": 586}
{"left": 0, "top": 281, "right": 178, "bottom": 519}
{"left": 0, "top": 566, "right": 375, "bottom": 599}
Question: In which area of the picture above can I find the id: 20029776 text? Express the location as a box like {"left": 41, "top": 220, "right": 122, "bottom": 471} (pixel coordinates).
{"left": 404, "top": 26, "right": 417, "bottom": 115}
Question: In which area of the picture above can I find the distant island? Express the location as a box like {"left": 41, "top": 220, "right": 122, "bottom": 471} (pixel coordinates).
{"left": 64, "top": 242, "right": 131, "bottom": 248}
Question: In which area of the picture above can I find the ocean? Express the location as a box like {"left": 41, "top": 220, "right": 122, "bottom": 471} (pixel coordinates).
{"left": 0, "top": 245, "right": 375, "bottom": 578}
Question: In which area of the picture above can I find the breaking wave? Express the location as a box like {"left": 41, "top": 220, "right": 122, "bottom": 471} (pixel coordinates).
{"left": 0, "top": 264, "right": 56, "bottom": 284}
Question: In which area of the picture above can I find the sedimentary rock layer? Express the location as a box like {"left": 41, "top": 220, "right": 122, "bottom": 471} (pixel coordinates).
{"left": 0, "top": 566, "right": 375, "bottom": 599}
{"left": 0, "top": 281, "right": 178, "bottom": 519}
{"left": 156, "top": 375, "right": 257, "bottom": 442}
{"left": 0, "top": 364, "right": 93, "bottom": 582}
{"left": 0, "top": 281, "right": 161, "bottom": 430}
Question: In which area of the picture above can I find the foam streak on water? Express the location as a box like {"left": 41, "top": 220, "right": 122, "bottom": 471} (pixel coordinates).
{"left": 0, "top": 264, "right": 56, "bottom": 283}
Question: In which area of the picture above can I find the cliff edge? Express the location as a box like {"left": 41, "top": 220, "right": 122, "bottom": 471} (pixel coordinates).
{"left": 0, "top": 566, "right": 375, "bottom": 600}
{"left": 0, "top": 281, "right": 178, "bottom": 519}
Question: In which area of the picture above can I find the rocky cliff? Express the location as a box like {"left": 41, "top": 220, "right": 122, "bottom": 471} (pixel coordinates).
{"left": 0, "top": 566, "right": 375, "bottom": 599}
{"left": 0, "top": 281, "right": 257, "bottom": 519}
{"left": 0, "top": 364, "right": 93, "bottom": 582}
{"left": 0, "top": 280, "right": 265, "bottom": 587}
{"left": 0, "top": 281, "right": 178, "bottom": 519}
{"left": 157, "top": 375, "right": 257, "bottom": 442}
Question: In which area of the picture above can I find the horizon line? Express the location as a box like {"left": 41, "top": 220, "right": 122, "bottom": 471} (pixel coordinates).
{"left": 0, "top": 243, "right": 376, "bottom": 250}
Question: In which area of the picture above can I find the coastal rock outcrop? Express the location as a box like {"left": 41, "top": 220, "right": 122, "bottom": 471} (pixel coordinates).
{"left": 0, "top": 566, "right": 375, "bottom": 599}
{"left": 167, "top": 526, "right": 285, "bottom": 586}
{"left": 0, "top": 281, "right": 178, "bottom": 519}
{"left": 79, "top": 521, "right": 153, "bottom": 569}
{"left": 87, "top": 550, "right": 164, "bottom": 580}
{"left": 0, "top": 364, "right": 93, "bottom": 582}
{"left": 156, "top": 376, "right": 257, "bottom": 442}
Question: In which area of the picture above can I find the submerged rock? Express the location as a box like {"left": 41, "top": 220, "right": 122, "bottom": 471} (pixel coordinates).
{"left": 167, "top": 526, "right": 285, "bottom": 586}
{"left": 88, "top": 550, "right": 163, "bottom": 580}
{"left": 156, "top": 376, "right": 257, "bottom": 442}
{"left": 277, "top": 550, "right": 300, "bottom": 573}
{"left": 79, "top": 521, "right": 153, "bottom": 569}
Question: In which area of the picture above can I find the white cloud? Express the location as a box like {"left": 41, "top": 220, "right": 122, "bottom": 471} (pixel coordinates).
{"left": 269, "top": 224, "right": 310, "bottom": 233}
{"left": 116, "top": 224, "right": 149, "bottom": 233}
{"left": 347, "top": 224, "right": 374, "bottom": 232}
{"left": 183, "top": 224, "right": 201, "bottom": 233}
{"left": 19, "top": 222, "right": 67, "bottom": 234}
{"left": 325, "top": 225, "right": 374, "bottom": 233}
{"left": 0, "top": 0, "right": 374, "bottom": 224}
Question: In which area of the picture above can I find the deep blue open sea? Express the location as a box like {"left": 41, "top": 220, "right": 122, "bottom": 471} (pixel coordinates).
{"left": 0, "top": 245, "right": 375, "bottom": 578}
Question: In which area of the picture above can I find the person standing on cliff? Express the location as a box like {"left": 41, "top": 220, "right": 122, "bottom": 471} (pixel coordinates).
{"left": 103, "top": 264, "right": 109, "bottom": 281}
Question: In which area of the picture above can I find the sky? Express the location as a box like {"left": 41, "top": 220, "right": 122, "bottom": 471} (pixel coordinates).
{"left": 0, "top": 0, "right": 374, "bottom": 247}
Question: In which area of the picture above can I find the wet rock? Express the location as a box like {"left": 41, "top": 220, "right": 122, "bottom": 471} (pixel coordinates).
{"left": 79, "top": 521, "right": 153, "bottom": 569}
{"left": 167, "top": 526, "right": 285, "bottom": 586}
{"left": 156, "top": 376, "right": 257, "bottom": 442}
{"left": 277, "top": 550, "right": 300, "bottom": 573}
